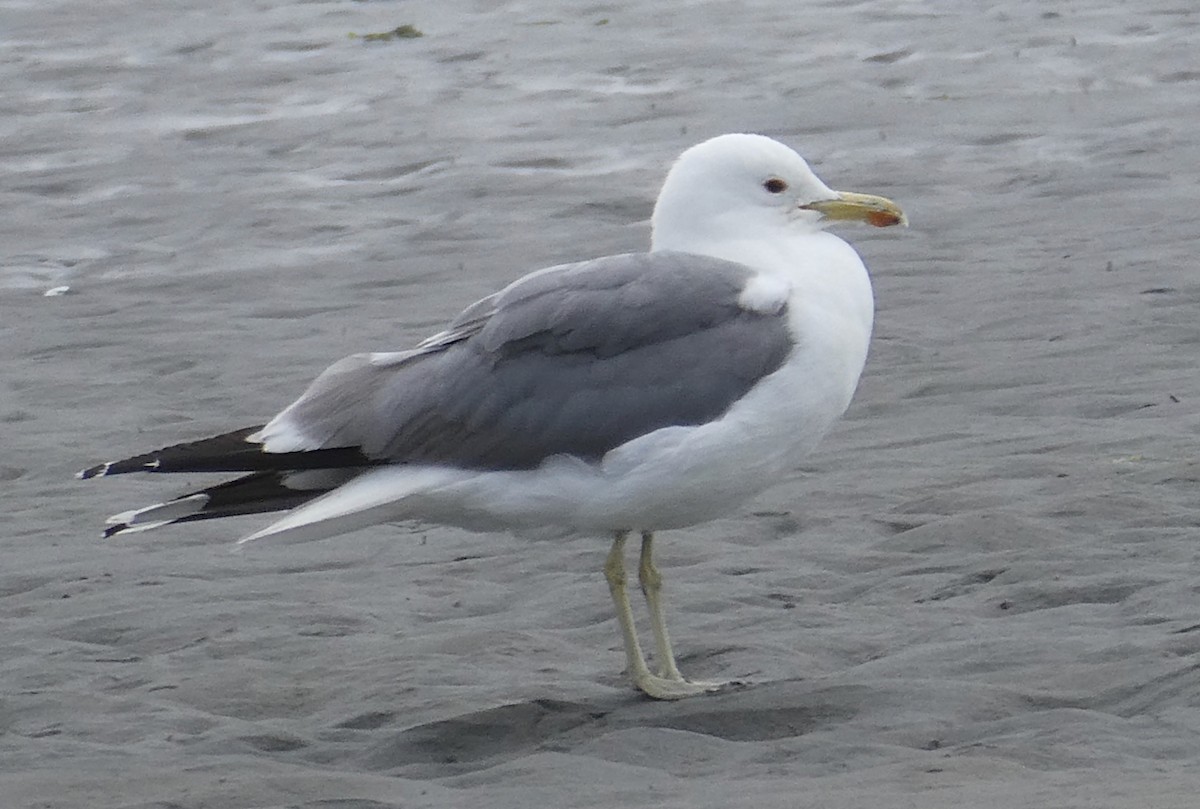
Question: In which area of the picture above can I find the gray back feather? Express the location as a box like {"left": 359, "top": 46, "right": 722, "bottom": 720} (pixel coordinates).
{"left": 279, "top": 251, "right": 794, "bottom": 470}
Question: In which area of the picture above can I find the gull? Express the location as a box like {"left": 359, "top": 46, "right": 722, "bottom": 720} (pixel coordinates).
{"left": 80, "top": 133, "right": 905, "bottom": 699}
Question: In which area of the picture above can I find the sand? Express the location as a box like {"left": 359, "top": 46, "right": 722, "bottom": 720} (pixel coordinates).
{"left": 4, "top": 1, "right": 1200, "bottom": 806}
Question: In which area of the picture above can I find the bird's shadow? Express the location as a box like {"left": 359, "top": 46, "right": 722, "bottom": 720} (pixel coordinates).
{"left": 339, "top": 679, "right": 866, "bottom": 778}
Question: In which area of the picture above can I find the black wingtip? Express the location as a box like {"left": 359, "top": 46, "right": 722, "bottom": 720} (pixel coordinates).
{"left": 78, "top": 463, "right": 111, "bottom": 480}
{"left": 78, "top": 457, "right": 164, "bottom": 479}
{"left": 102, "top": 523, "right": 127, "bottom": 539}
{"left": 76, "top": 425, "right": 374, "bottom": 479}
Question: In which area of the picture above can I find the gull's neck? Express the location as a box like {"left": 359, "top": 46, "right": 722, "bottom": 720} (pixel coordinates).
{"left": 651, "top": 214, "right": 825, "bottom": 276}
{"left": 653, "top": 217, "right": 875, "bottom": 341}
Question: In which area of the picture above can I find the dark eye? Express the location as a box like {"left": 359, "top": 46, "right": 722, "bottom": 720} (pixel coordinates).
{"left": 763, "top": 178, "right": 788, "bottom": 194}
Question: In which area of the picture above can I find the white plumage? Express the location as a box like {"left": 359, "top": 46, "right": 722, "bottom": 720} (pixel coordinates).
{"left": 82, "top": 133, "right": 905, "bottom": 699}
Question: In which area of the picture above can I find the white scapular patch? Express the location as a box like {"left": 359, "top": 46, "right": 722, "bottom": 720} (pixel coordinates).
{"left": 736, "top": 272, "right": 790, "bottom": 315}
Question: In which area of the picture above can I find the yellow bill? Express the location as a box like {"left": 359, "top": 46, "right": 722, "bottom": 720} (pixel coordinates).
{"left": 802, "top": 191, "right": 907, "bottom": 228}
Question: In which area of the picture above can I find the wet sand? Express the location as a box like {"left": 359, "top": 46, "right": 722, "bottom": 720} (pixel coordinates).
{"left": 4, "top": 1, "right": 1200, "bottom": 806}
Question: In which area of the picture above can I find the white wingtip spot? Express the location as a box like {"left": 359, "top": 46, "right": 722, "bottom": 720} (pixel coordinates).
{"left": 105, "top": 508, "right": 141, "bottom": 526}
{"left": 105, "top": 494, "right": 210, "bottom": 531}
{"left": 78, "top": 461, "right": 114, "bottom": 479}
{"left": 107, "top": 519, "right": 175, "bottom": 536}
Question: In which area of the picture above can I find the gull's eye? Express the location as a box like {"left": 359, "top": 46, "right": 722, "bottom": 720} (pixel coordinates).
{"left": 763, "top": 178, "right": 788, "bottom": 194}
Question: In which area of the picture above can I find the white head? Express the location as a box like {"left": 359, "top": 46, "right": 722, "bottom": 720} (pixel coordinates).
{"left": 650, "top": 133, "right": 904, "bottom": 253}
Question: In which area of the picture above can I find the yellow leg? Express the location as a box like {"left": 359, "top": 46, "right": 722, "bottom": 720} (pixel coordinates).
{"left": 603, "top": 531, "right": 726, "bottom": 699}
{"left": 604, "top": 532, "right": 653, "bottom": 683}
{"left": 638, "top": 532, "right": 685, "bottom": 681}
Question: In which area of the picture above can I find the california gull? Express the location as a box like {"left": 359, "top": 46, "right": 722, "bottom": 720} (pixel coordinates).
{"left": 79, "top": 133, "right": 905, "bottom": 699}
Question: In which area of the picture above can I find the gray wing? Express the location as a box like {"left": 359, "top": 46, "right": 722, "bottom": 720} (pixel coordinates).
{"left": 268, "top": 251, "right": 794, "bottom": 470}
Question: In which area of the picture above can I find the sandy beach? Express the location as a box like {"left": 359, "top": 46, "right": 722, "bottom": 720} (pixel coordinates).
{"left": 4, "top": 1, "right": 1200, "bottom": 806}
